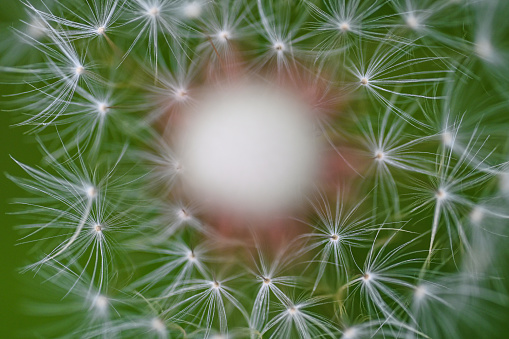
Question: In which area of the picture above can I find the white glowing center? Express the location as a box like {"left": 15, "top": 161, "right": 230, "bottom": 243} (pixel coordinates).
{"left": 183, "top": 2, "right": 202, "bottom": 18}
{"left": 181, "top": 83, "right": 319, "bottom": 215}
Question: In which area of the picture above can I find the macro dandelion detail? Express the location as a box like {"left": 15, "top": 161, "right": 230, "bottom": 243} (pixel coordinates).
{"left": 1, "top": 0, "right": 509, "bottom": 338}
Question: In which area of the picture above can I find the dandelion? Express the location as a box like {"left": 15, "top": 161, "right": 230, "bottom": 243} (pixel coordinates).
{"left": 305, "top": 0, "right": 389, "bottom": 57}
{"left": 181, "top": 1, "right": 205, "bottom": 20}
{"left": 22, "top": 0, "right": 124, "bottom": 41}
{"left": 408, "top": 272, "right": 508, "bottom": 339}
{"left": 82, "top": 302, "right": 178, "bottom": 339}
{"left": 196, "top": 0, "right": 251, "bottom": 74}
{"left": 5, "top": 5, "right": 102, "bottom": 130}
{"left": 247, "top": 243, "right": 298, "bottom": 332}
{"left": 339, "top": 317, "right": 427, "bottom": 339}
{"left": 4, "top": 0, "right": 509, "bottom": 337}
{"left": 143, "top": 54, "right": 198, "bottom": 125}
{"left": 298, "top": 189, "right": 374, "bottom": 292}
{"left": 472, "top": 0, "right": 509, "bottom": 74}
{"left": 356, "top": 105, "right": 436, "bottom": 215}
{"left": 346, "top": 229, "right": 424, "bottom": 323}
{"left": 261, "top": 295, "right": 337, "bottom": 339}
{"left": 407, "top": 122, "right": 509, "bottom": 257}
{"left": 390, "top": 0, "right": 470, "bottom": 52}
{"left": 123, "top": 0, "right": 190, "bottom": 73}
{"left": 129, "top": 240, "right": 210, "bottom": 295}
{"left": 9, "top": 144, "right": 131, "bottom": 272}
{"left": 43, "top": 85, "right": 123, "bottom": 156}
{"left": 138, "top": 138, "right": 184, "bottom": 196}
{"left": 24, "top": 261, "right": 116, "bottom": 337}
{"left": 162, "top": 272, "right": 249, "bottom": 337}
{"left": 147, "top": 200, "right": 204, "bottom": 239}
{"left": 346, "top": 39, "right": 452, "bottom": 126}
{"left": 251, "top": 0, "right": 312, "bottom": 77}
{"left": 26, "top": 192, "right": 133, "bottom": 293}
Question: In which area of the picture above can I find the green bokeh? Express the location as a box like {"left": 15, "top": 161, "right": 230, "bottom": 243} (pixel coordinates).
{"left": 0, "top": 2, "right": 41, "bottom": 337}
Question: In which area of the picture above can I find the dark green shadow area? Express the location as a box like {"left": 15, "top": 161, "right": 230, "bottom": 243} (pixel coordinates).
{"left": 0, "top": 2, "right": 42, "bottom": 337}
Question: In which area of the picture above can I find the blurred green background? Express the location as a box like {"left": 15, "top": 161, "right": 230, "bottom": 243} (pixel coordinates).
{"left": 0, "top": 2, "right": 41, "bottom": 337}
{"left": 0, "top": 93, "right": 39, "bottom": 336}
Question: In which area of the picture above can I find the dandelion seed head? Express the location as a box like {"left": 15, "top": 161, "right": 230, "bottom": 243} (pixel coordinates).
{"left": 217, "top": 30, "right": 231, "bottom": 42}
{"left": 151, "top": 317, "right": 166, "bottom": 333}
{"left": 211, "top": 281, "right": 220, "bottom": 289}
{"left": 174, "top": 88, "right": 189, "bottom": 101}
{"left": 27, "top": 17, "right": 47, "bottom": 39}
{"left": 475, "top": 39, "right": 495, "bottom": 62}
{"left": 177, "top": 208, "right": 190, "bottom": 221}
{"left": 414, "top": 285, "right": 428, "bottom": 301}
{"left": 442, "top": 131, "right": 453, "bottom": 147}
{"left": 273, "top": 41, "right": 285, "bottom": 52}
{"left": 94, "top": 224, "right": 103, "bottom": 232}
{"left": 500, "top": 172, "right": 509, "bottom": 194}
{"left": 75, "top": 66, "right": 85, "bottom": 76}
{"left": 262, "top": 276, "right": 271, "bottom": 285}
{"left": 470, "top": 206, "right": 484, "bottom": 224}
{"left": 343, "top": 327, "right": 358, "bottom": 339}
{"left": 183, "top": 1, "right": 202, "bottom": 19}
{"left": 97, "top": 103, "right": 109, "bottom": 115}
{"left": 187, "top": 251, "right": 196, "bottom": 261}
{"left": 436, "top": 188, "right": 448, "bottom": 201}
{"left": 338, "top": 22, "right": 350, "bottom": 32}
{"left": 174, "top": 161, "right": 183, "bottom": 172}
{"left": 374, "top": 151, "right": 385, "bottom": 161}
{"left": 406, "top": 14, "right": 420, "bottom": 30}
{"left": 360, "top": 77, "right": 369, "bottom": 85}
{"left": 94, "top": 295, "right": 108, "bottom": 312}
{"left": 97, "top": 26, "right": 106, "bottom": 35}
{"left": 330, "top": 234, "right": 339, "bottom": 242}
{"left": 362, "top": 272, "right": 373, "bottom": 282}
{"left": 85, "top": 185, "right": 98, "bottom": 199}
{"left": 148, "top": 6, "right": 161, "bottom": 17}
{"left": 288, "top": 306, "right": 298, "bottom": 315}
